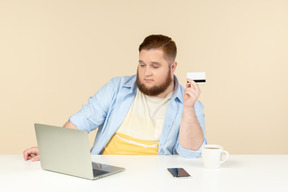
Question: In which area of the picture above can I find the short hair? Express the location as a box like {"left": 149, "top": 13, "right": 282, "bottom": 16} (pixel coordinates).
{"left": 138, "top": 34, "right": 177, "bottom": 64}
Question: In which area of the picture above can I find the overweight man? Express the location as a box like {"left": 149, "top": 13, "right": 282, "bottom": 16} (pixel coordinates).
{"left": 24, "top": 34, "right": 206, "bottom": 161}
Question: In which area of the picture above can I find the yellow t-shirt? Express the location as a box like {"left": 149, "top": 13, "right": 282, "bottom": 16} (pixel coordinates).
{"left": 102, "top": 89, "right": 172, "bottom": 155}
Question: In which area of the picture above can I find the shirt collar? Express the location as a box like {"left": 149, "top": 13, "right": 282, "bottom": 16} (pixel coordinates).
{"left": 172, "top": 75, "right": 184, "bottom": 103}
{"left": 123, "top": 75, "right": 137, "bottom": 94}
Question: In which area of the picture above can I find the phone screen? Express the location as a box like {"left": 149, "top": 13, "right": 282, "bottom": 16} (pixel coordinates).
{"left": 167, "top": 168, "right": 191, "bottom": 178}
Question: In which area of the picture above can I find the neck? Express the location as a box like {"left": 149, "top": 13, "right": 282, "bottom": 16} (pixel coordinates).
{"left": 155, "top": 78, "right": 175, "bottom": 98}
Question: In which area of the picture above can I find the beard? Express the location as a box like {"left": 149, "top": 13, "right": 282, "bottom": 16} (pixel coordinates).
{"left": 136, "top": 68, "right": 173, "bottom": 96}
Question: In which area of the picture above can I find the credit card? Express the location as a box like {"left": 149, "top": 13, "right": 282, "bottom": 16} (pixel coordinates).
{"left": 187, "top": 72, "right": 206, "bottom": 84}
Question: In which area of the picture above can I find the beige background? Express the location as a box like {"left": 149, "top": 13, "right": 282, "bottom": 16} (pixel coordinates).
{"left": 1, "top": 0, "right": 287, "bottom": 154}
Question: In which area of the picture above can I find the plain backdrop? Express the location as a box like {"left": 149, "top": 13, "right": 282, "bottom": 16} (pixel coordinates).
{"left": 1, "top": 0, "right": 287, "bottom": 154}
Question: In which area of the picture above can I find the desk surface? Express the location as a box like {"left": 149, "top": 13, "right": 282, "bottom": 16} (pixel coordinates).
{"left": 0, "top": 155, "right": 288, "bottom": 192}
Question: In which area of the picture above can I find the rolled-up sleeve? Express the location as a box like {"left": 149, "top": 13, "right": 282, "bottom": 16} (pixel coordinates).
{"left": 69, "top": 78, "right": 118, "bottom": 133}
{"left": 175, "top": 138, "right": 207, "bottom": 158}
{"left": 69, "top": 111, "right": 93, "bottom": 133}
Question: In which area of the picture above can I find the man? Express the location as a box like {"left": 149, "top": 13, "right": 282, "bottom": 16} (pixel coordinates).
{"left": 24, "top": 34, "right": 206, "bottom": 161}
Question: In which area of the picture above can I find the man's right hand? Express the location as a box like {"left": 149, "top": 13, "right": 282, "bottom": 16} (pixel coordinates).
{"left": 23, "top": 147, "right": 40, "bottom": 161}
{"left": 23, "top": 121, "right": 77, "bottom": 162}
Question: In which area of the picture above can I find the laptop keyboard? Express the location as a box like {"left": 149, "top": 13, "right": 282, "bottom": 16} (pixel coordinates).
{"left": 93, "top": 169, "right": 109, "bottom": 177}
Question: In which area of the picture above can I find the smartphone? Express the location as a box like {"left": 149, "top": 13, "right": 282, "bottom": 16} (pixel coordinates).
{"left": 167, "top": 168, "right": 191, "bottom": 178}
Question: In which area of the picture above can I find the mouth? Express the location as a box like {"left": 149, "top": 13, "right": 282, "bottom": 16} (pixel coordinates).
{"left": 144, "top": 79, "right": 153, "bottom": 83}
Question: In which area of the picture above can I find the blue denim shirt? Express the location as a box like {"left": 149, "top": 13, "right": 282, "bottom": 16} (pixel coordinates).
{"left": 69, "top": 75, "right": 206, "bottom": 158}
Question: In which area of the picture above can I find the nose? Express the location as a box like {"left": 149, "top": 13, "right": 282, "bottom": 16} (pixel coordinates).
{"left": 144, "top": 66, "right": 152, "bottom": 76}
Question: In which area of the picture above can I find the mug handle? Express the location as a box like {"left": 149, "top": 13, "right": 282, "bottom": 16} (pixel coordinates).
{"left": 220, "top": 150, "right": 229, "bottom": 164}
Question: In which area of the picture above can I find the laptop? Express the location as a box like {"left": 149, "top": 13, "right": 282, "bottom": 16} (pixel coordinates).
{"left": 35, "top": 123, "right": 125, "bottom": 180}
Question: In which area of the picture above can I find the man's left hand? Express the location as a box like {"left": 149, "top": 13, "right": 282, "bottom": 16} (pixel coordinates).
{"left": 183, "top": 78, "right": 201, "bottom": 108}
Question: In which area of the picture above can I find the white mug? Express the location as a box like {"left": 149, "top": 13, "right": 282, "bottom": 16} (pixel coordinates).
{"left": 202, "top": 144, "right": 229, "bottom": 169}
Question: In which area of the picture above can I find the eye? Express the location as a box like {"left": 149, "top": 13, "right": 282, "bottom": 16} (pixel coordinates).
{"left": 152, "top": 65, "right": 159, "bottom": 69}
{"left": 138, "top": 61, "right": 145, "bottom": 67}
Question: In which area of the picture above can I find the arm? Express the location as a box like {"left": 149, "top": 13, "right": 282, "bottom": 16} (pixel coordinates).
{"left": 24, "top": 76, "right": 124, "bottom": 161}
{"left": 178, "top": 79, "right": 204, "bottom": 151}
{"left": 23, "top": 121, "right": 78, "bottom": 161}
{"left": 63, "top": 121, "right": 78, "bottom": 129}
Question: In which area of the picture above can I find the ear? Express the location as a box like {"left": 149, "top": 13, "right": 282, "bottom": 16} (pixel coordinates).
{"left": 171, "top": 62, "right": 178, "bottom": 73}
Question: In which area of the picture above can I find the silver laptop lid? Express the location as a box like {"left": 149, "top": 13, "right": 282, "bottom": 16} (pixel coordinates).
{"left": 35, "top": 123, "right": 124, "bottom": 180}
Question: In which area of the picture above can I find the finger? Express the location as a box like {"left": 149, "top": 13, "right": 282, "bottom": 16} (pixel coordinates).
{"left": 185, "top": 87, "right": 201, "bottom": 100}
{"left": 186, "top": 78, "right": 193, "bottom": 88}
{"left": 23, "top": 150, "right": 30, "bottom": 160}
{"left": 186, "top": 79, "right": 191, "bottom": 88}
{"left": 31, "top": 155, "right": 40, "bottom": 162}
{"left": 189, "top": 79, "right": 200, "bottom": 91}
{"left": 23, "top": 147, "right": 39, "bottom": 160}
{"left": 185, "top": 89, "right": 198, "bottom": 98}
{"left": 185, "top": 84, "right": 199, "bottom": 93}
{"left": 186, "top": 79, "right": 199, "bottom": 92}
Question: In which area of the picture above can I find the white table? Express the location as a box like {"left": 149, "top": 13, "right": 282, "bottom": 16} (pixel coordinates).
{"left": 0, "top": 155, "right": 287, "bottom": 192}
